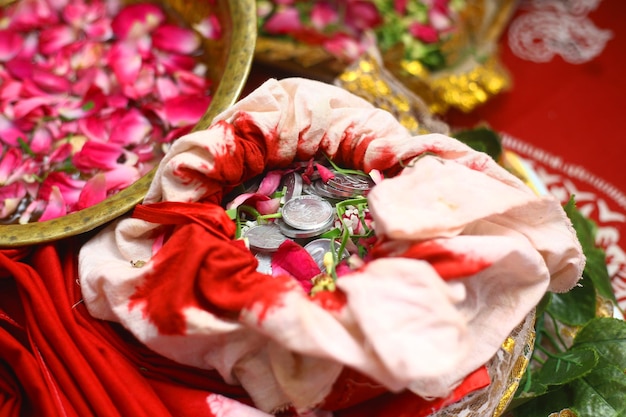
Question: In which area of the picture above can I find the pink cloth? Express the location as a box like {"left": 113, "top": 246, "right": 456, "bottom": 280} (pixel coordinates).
{"left": 78, "top": 78, "right": 584, "bottom": 414}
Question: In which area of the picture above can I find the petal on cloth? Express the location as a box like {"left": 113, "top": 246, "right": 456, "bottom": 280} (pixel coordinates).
{"left": 78, "top": 78, "right": 585, "bottom": 414}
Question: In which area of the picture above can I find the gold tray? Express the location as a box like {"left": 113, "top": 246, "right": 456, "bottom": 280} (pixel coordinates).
{"left": 0, "top": 0, "right": 257, "bottom": 247}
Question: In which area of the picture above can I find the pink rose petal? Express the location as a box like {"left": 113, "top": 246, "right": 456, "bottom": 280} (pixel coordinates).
{"left": 13, "top": 95, "right": 59, "bottom": 119}
{"left": 156, "top": 76, "right": 180, "bottom": 101}
{"left": 225, "top": 193, "right": 270, "bottom": 211}
{"left": 38, "top": 186, "right": 67, "bottom": 221}
{"left": 111, "top": 3, "right": 165, "bottom": 40}
{"left": 0, "top": 30, "right": 24, "bottom": 62}
{"left": 29, "top": 125, "right": 53, "bottom": 154}
{"left": 257, "top": 170, "right": 284, "bottom": 195}
{"left": 263, "top": 8, "right": 301, "bottom": 35}
{"left": 0, "top": 115, "right": 26, "bottom": 147}
{"left": 345, "top": 1, "right": 382, "bottom": 31}
{"left": 8, "top": 0, "right": 60, "bottom": 31}
{"left": 37, "top": 24, "right": 76, "bottom": 55}
{"left": 0, "top": 148, "right": 22, "bottom": 185}
{"left": 163, "top": 95, "right": 211, "bottom": 128}
{"left": 256, "top": 197, "right": 281, "bottom": 215}
{"left": 323, "top": 34, "right": 363, "bottom": 62}
{"left": 193, "top": 15, "right": 221, "bottom": 40}
{"left": 76, "top": 173, "right": 107, "bottom": 211}
{"left": 78, "top": 115, "right": 109, "bottom": 142}
{"left": 104, "top": 165, "right": 141, "bottom": 192}
{"left": 72, "top": 140, "right": 123, "bottom": 171}
{"left": 152, "top": 24, "right": 200, "bottom": 54}
{"left": 155, "top": 52, "right": 197, "bottom": 73}
{"left": 47, "top": 142, "right": 73, "bottom": 165}
{"left": 108, "top": 42, "right": 142, "bottom": 85}
{"left": 315, "top": 163, "right": 335, "bottom": 183}
{"left": 108, "top": 108, "right": 152, "bottom": 145}
{"left": 409, "top": 23, "right": 439, "bottom": 43}
{"left": 173, "top": 70, "right": 210, "bottom": 96}
{"left": 271, "top": 240, "right": 320, "bottom": 292}
{"left": 39, "top": 172, "right": 85, "bottom": 208}
{"left": 311, "top": 2, "right": 339, "bottom": 30}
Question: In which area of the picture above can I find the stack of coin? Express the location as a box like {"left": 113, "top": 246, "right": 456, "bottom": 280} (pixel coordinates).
{"left": 306, "top": 171, "right": 375, "bottom": 200}
{"left": 278, "top": 195, "right": 335, "bottom": 238}
{"left": 281, "top": 171, "right": 303, "bottom": 203}
{"left": 239, "top": 168, "right": 376, "bottom": 276}
{"left": 304, "top": 238, "right": 349, "bottom": 271}
{"left": 243, "top": 223, "right": 288, "bottom": 253}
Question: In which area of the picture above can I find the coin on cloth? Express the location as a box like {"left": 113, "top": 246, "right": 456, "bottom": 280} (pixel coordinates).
{"left": 276, "top": 216, "right": 335, "bottom": 239}
{"left": 304, "top": 238, "right": 349, "bottom": 271}
{"left": 243, "top": 223, "right": 288, "bottom": 252}
{"left": 312, "top": 180, "right": 355, "bottom": 199}
{"left": 282, "top": 171, "right": 303, "bottom": 203}
{"left": 281, "top": 195, "right": 334, "bottom": 231}
{"left": 327, "top": 172, "right": 374, "bottom": 194}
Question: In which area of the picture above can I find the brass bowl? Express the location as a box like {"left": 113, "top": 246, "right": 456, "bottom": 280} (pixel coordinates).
{"left": 0, "top": 0, "right": 257, "bottom": 247}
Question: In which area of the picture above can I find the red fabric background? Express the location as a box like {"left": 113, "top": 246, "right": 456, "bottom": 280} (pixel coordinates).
{"left": 445, "top": 0, "right": 625, "bottom": 187}
{"left": 445, "top": 0, "right": 626, "bottom": 308}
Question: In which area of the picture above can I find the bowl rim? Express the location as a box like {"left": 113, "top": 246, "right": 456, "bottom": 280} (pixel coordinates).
{"left": 0, "top": 0, "right": 257, "bottom": 247}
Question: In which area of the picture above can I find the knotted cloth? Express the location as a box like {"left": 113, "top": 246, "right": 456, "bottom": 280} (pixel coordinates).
{"left": 78, "top": 78, "right": 584, "bottom": 415}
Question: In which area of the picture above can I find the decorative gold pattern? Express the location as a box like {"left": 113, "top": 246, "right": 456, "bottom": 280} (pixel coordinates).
{"left": 502, "top": 336, "right": 516, "bottom": 355}
{"left": 429, "top": 311, "right": 535, "bottom": 417}
{"left": 0, "top": 0, "right": 257, "bottom": 247}
{"left": 396, "top": 54, "right": 511, "bottom": 114}
{"left": 596, "top": 293, "right": 616, "bottom": 318}
{"left": 335, "top": 51, "right": 450, "bottom": 136}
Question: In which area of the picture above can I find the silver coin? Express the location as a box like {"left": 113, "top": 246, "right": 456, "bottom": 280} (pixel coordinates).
{"left": 255, "top": 252, "right": 273, "bottom": 274}
{"left": 304, "top": 238, "right": 349, "bottom": 271}
{"left": 243, "top": 223, "right": 288, "bottom": 252}
{"left": 276, "top": 216, "right": 335, "bottom": 239}
{"left": 315, "top": 180, "right": 359, "bottom": 198}
{"left": 327, "top": 172, "right": 374, "bottom": 193}
{"left": 282, "top": 171, "right": 303, "bottom": 202}
{"left": 281, "top": 195, "right": 334, "bottom": 231}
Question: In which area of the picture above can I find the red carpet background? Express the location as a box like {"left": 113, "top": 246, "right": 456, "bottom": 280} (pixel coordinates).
{"left": 445, "top": 0, "right": 626, "bottom": 309}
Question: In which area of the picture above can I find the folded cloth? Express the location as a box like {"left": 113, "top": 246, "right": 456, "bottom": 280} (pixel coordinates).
{"left": 78, "top": 78, "right": 584, "bottom": 414}
{"left": 0, "top": 241, "right": 260, "bottom": 417}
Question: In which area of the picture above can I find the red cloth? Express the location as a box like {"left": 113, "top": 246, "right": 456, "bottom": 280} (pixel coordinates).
{"left": 0, "top": 240, "right": 252, "bottom": 417}
{"left": 0, "top": 237, "right": 490, "bottom": 416}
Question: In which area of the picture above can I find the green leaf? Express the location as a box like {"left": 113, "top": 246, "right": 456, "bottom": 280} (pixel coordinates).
{"left": 82, "top": 100, "right": 95, "bottom": 111}
{"left": 572, "top": 318, "right": 626, "bottom": 369}
{"left": 582, "top": 247, "right": 615, "bottom": 302}
{"left": 534, "top": 348, "right": 599, "bottom": 388}
{"left": 547, "top": 278, "right": 597, "bottom": 326}
{"left": 320, "top": 228, "right": 342, "bottom": 239}
{"left": 570, "top": 365, "right": 626, "bottom": 417}
{"left": 535, "top": 292, "right": 552, "bottom": 317}
{"left": 564, "top": 197, "right": 595, "bottom": 249}
{"left": 560, "top": 318, "right": 626, "bottom": 417}
{"left": 17, "top": 137, "right": 35, "bottom": 157}
{"left": 451, "top": 127, "right": 503, "bottom": 161}
{"left": 510, "top": 386, "right": 576, "bottom": 417}
{"left": 564, "top": 198, "right": 616, "bottom": 302}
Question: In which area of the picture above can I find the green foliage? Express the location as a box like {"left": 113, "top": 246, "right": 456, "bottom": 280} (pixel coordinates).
{"left": 507, "top": 200, "right": 626, "bottom": 417}
{"left": 564, "top": 198, "right": 616, "bottom": 302}
{"left": 452, "top": 126, "right": 503, "bottom": 161}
